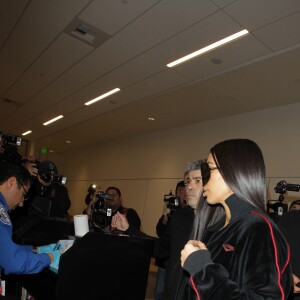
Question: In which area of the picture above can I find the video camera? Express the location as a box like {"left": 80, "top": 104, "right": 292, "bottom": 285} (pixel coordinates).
{"left": 90, "top": 192, "right": 114, "bottom": 229}
{"left": 0, "top": 131, "right": 23, "bottom": 163}
{"left": 274, "top": 180, "right": 300, "bottom": 195}
{"left": 163, "top": 190, "right": 180, "bottom": 217}
{"left": 267, "top": 180, "right": 300, "bottom": 218}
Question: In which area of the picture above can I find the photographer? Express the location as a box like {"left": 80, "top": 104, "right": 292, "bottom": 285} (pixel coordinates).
{"left": 0, "top": 133, "right": 22, "bottom": 164}
{"left": 105, "top": 186, "right": 141, "bottom": 230}
{"left": 89, "top": 186, "right": 141, "bottom": 232}
{"left": 156, "top": 180, "right": 186, "bottom": 236}
{"left": 83, "top": 184, "right": 98, "bottom": 215}
{"left": 289, "top": 200, "right": 300, "bottom": 211}
{"left": 278, "top": 208, "right": 300, "bottom": 298}
{"left": 154, "top": 180, "right": 186, "bottom": 300}
{"left": 24, "top": 160, "right": 70, "bottom": 219}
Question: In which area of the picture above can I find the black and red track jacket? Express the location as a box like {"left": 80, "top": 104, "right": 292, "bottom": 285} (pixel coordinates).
{"left": 183, "top": 194, "right": 292, "bottom": 300}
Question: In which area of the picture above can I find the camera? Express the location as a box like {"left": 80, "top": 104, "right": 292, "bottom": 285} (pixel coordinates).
{"left": 36, "top": 160, "right": 67, "bottom": 185}
{"left": 274, "top": 180, "right": 300, "bottom": 194}
{"left": 267, "top": 180, "right": 300, "bottom": 219}
{"left": 163, "top": 190, "right": 180, "bottom": 217}
{"left": 0, "top": 131, "right": 23, "bottom": 163}
{"left": 88, "top": 184, "right": 97, "bottom": 194}
{"left": 90, "top": 192, "right": 114, "bottom": 229}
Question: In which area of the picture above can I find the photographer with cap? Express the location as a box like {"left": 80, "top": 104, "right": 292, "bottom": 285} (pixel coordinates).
{"left": 25, "top": 160, "right": 71, "bottom": 219}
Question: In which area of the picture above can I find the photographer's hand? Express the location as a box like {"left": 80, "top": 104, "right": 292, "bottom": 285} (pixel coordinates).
{"left": 86, "top": 187, "right": 101, "bottom": 216}
{"left": 293, "top": 274, "right": 300, "bottom": 293}
{"left": 111, "top": 212, "right": 129, "bottom": 231}
{"left": 161, "top": 204, "right": 171, "bottom": 225}
{"left": 25, "top": 161, "right": 38, "bottom": 176}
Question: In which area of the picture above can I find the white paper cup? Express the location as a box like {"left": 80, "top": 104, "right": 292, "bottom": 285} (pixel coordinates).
{"left": 73, "top": 214, "right": 89, "bottom": 237}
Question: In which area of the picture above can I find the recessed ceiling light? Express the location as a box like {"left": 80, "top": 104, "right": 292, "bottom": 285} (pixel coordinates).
{"left": 85, "top": 88, "right": 121, "bottom": 106}
{"left": 167, "top": 29, "right": 249, "bottom": 68}
{"left": 148, "top": 117, "right": 155, "bottom": 121}
{"left": 211, "top": 58, "right": 223, "bottom": 65}
{"left": 43, "top": 115, "right": 64, "bottom": 126}
{"left": 22, "top": 130, "right": 32, "bottom": 136}
{"left": 66, "top": 140, "right": 71, "bottom": 144}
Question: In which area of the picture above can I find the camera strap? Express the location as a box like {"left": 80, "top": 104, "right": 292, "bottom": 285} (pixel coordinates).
{"left": 47, "top": 185, "right": 56, "bottom": 217}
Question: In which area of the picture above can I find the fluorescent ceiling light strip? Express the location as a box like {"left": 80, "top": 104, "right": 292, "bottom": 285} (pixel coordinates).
{"left": 43, "top": 115, "right": 64, "bottom": 126}
{"left": 167, "top": 29, "right": 249, "bottom": 68}
{"left": 85, "top": 88, "right": 121, "bottom": 106}
{"left": 22, "top": 130, "right": 32, "bottom": 136}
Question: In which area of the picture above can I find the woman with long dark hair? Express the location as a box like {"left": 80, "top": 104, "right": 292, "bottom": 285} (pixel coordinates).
{"left": 180, "top": 139, "right": 292, "bottom": 299}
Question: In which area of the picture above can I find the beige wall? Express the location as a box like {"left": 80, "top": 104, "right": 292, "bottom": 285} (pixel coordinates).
{"left": 52, "top": 102, "right": 300, "bottom": 236}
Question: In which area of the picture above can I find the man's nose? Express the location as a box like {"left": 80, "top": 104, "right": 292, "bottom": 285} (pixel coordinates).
{"left": 186, "top": 183, "right": 194, "bottom": 190}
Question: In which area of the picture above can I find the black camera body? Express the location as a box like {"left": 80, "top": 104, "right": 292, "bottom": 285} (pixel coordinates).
{"left": 36, "top": 160, "right": 67, "bottom": 185}
{"left": 165, "top": 197, "right": 180, "bottom": 210}
{"left": 274, "top": 180, "right": 300, "bottom": 195}
{"left": 0, "top": 132, "right": 23, "bottom": 163}
{"left": 267, "top": 180, "right": 300, "bottom": 218}
{"left": 163, "top": 191, "right": 180, "bottom": 217}
{"left": 90, "top": 192, "right": 114, "bottom": 229}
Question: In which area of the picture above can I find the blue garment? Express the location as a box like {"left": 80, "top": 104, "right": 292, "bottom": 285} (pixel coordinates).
{"left": 0, "top": 192, "right": 50, "bottom": 275}
{"left": 154, "top": 266, "right": 166, "bottom": 300}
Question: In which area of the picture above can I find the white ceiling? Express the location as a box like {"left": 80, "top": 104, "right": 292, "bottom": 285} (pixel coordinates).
{"left": 1, "top": 0, "right": 300, "bottom": 155}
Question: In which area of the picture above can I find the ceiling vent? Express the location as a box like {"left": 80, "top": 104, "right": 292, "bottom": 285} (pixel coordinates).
{"left": 65, "top": 18, "right": 111, "bottom": 48}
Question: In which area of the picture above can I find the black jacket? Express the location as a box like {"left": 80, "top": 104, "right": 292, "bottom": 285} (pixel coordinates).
{"left": 27, "top": 181, "right": 71, "bottom": 219}
{"left": 183, "top": 194, "right": 292, "bottom": 300}
{"left": 278, "top": 210, "right": 300, "bottom": 277}
{"left": 117, "top": 205, "right": 141, "bottom": 230}
{"left": 127, "top": 205, "right": 194, "bottom": 300}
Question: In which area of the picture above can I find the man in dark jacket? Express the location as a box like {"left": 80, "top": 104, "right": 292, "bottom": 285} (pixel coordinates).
{"left": 154, "top": 180, "right": 187, "bottom": 300}
{"left": 278, "top": 209, "right": 300, "bottom": 298}
{"left": 111, "top": 160, "right": 204, "bottom": 300}
{"left": 106, "top": 186, "right": 141, "bottom": 230}
{"left": 26, "top": 160, "right": 71, "bottom": 218}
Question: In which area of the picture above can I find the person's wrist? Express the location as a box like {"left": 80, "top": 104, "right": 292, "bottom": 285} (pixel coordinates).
{"left": 47, "top": 253, "right": 54, "bottom": 263}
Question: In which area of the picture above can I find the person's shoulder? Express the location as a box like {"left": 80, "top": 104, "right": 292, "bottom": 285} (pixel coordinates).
{"left": 171, "top": 205, "right": 194, "bottom": 221}
{"left": 283, "top": 210, "right": 300, "bottom": 218}
{"left": 176, "top": 205, "right": 193, "bottom": 215}
{"left": 126, "top": 207, "right": 139, "bottom": 215}
{"left": 239, "top": 212, "right": 284, "bottom": 237}
{"left": 0, "top": 204, "right": 11, "bottom": 226}
{"left": 230, "top": 212, "right": 269, "bottom": 234}
{"left": 54, "top": 183, "right": 68, "bottom": 191}
{"left": 278, "top": 210, "right": 300, "bottom": 225}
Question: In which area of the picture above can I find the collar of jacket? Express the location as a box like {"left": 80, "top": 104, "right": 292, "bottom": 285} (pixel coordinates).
{"left": 225, "top": 194, "right": 258, "bottom": 224}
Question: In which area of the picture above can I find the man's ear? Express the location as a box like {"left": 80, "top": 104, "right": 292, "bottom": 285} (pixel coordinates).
{"left": 6, "top": 176, "right": 17, "bottom": 190}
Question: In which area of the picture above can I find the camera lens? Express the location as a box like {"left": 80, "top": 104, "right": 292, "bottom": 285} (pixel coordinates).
{"left": 39, "top": 171, "right": 52, "bottom": 183}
